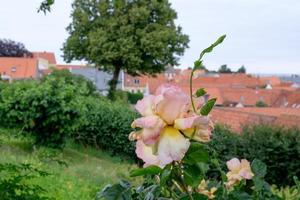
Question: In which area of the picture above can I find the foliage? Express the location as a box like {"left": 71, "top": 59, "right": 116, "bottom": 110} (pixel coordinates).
{"left": 99, "top": 147, "right": 280, "bottom": 200}
{"left": 0, "top": 127, "right": 137, "bottom": 200}
{"left": 0, "top": 163, "right": 50, "bottom": 200}
{"left": 73, "top": 97, "right": 138, "bottom": 158}
{"left": 127, "top": 92, "right": 143, "bottom": 104}
{"left": 43, "top": 69, "right": 97, "bottom": 96}
{"left": 63, "top": 0, "right": 189, "bottom": 95}
{"left": 0, "top": 74, "right": 90, "bottom": 148}
{"left": 272, "top": 177, "right": 300, "bottom": 199}
{"left": 0, "top": 39, "right": 32, "bottom": 57}
{"left": 218, "top": 64, "right": 232, "bottom": 73}
{"left": 237, "top": 65, "right": 246, "bottom": 73}
{"left": 38, "top": 0, "right": 55, "bottom": 13}
{"left": 255, "top": 100, "right": 268, "bottom": 107}
{"left": 210, "top": 124, "right": 300, "bottom": 186}
{"left": 112, "top": 90, "right": 129, "bottom": 103}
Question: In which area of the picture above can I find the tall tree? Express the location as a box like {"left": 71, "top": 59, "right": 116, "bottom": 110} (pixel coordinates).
{"left": 63, "top": 0, "right": 189, "bottom": 98}
{"left": 218, "top": 64, "right": 232, "bottom": 73}
{"left": 0, "top": 39, "right": 32, "bottom": 57}
{"left": 237, "top": 65, "right": 246, "bottom": 73}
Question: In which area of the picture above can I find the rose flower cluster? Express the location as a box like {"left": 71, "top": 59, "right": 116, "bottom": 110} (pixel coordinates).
{"left": 129, "top": 84, "right": 213, "bottom": 167}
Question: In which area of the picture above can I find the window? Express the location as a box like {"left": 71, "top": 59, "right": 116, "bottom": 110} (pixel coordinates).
{"left": 134, "top": 79, "right": 140, "bottom": 84}
{"left": 11, "top": 66, "right": 16, "bottom": 72}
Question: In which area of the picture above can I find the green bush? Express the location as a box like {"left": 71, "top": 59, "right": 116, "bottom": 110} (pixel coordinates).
{"left": 127, "top": 92, "right": 143, "bottom": 104}
{"left": 113, "top": 90, "right": 128, "bottom": 103}
{"left": 209, "top": 124, "right": 300, "bottom": 186}
{"left": 255, "top": 100, "right": 268, "bottom": 107}
{"left": 0, "top": 163, "right": 50, "bottom": 200}
{"left": 0, "top": 76, "right": 88, "bottom": 148}
{"left": 43, "top": 69, "right": 97, "bottom": 96}
{"left": 0, "top": 72, "right": 138, "bottom": 156}
{"left": 73, "top": 97, "right": 138, "bottom": 158}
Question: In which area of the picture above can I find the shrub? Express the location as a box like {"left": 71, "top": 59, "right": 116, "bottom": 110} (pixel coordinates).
{"left": 113, "top": 90, "right": 128, "bottom": 103}
{"left": 0, "top": 163, "right": 50, "bottom": 200}
{"left": 43, "top": 69, "right": 97, "bottom": 96}
{"left": 0, "top": 78, "right": 83, "bottom": 148}
{"left": 209, "top": 124, "right": 300, "bottom": 186}
{"left": 255, "top": 100, "right": 268, "bottom": 107}
{"left": 73, "top": 97, "right": 138, "bottom": 158}
{"left": 127, "top": 92, "right": 143, "bottom": 104}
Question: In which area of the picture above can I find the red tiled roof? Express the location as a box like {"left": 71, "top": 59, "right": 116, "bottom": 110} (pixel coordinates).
{"left": 0, "top": 57, "right": 38, "bottom": 79}
{"left": 32, "top": 52, "right": 56, "bottom": 64}
{"left": 259, "top": 76, "right": 281, "bottom": 86}
{"left": 211, "top": 107, "right": 300, "bottom": 132}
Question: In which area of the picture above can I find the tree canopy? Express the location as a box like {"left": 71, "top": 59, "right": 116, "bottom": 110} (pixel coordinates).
{"left": 63, "top": 0, "right": 189, "bottom": 97}
{"left": 0, "top": 39, "right": 32, "bottom": 57}
{"left": 218, "top": 64, "right": 232, "bottom": 73}
{"left": 38, "top": 0, "right": 55, "bottom": 13}
{"left": 237, "top": 65, "right": 246, "bottom": 73}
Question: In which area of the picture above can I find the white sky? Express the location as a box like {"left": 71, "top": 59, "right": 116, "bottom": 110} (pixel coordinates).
{"left": 0, "top": 0, "right": 300, "bottom": 74}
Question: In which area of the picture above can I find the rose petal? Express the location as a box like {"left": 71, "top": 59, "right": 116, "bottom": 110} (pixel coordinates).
{"left": 155, "top": 84, "right": 190, "bottom": 125}
{"left": 131, "top": 115, "right": 166, "bottom": 145}
{"left": 174, "top": 116, "right": 212, "bottom": 142}
{"left": 135, "top": 95, "right": 155, "bottom": 116}
{"left": 174, "top": 116, "right": 210, "bottom": 130}
{"left": 135, "top": 140, "right": 160, "bottom": 167}
{"left": 226, "top": 158, "right": 241, "bottom": 172}
{"left": 157, "top": 126, "right": 190, "bottom": 166}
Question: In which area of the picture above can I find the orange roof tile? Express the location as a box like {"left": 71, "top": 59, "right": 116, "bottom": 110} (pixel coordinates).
{"left": 259, "top": 76, "right": 281, "bottom": 86}
{"left": 211, "top": 107, "right": 300, "bottom": 132}
{"left": 32, "top": 52, "right": 56, "bottom": 64}
{"left": 0, "top": 57, "right": 38, "bottom": 79}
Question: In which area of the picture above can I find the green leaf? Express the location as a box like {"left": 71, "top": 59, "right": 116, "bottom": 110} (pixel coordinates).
{"left": 251, "top": 159, "right": 267, "bottom": 178}
{"left": 199, "top": 35, "right": 226, "bottom": 60}
{"left": 183, "top": 143, "right": 209, "bottom": 164}
{"left": 98, "top": 180, "right": 131, "bottom": 200}
{"left": 253, "top": 176, "right": 264, "bottom": 191}
{"left": 180, "top": 193, "right": 208, "bottom": 200}
{"left": 195, "top": 88, "right": 207, "bottom": 97}
{"left": 160, "top": 164, "right": 172, "bottom": 186}
{"left": 183, "top": 164, "right": 203, "bottom": 187}
{"left": 194, "top": 60, "right": 203, "bottom": 70}
{"left": 200, "top": 98, "right": 217, "bottom": 116}
{"left": 129, "top": 165, "right": 162, "bottom": 177}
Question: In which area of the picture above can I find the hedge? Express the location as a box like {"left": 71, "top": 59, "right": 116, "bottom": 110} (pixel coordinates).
{"left": 209, "top": 124, "right": 300, "bottom": 186}
{"left": 73, "top": 97, "right": 138, "bottom": 158}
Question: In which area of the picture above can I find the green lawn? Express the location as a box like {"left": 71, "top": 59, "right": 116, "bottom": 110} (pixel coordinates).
{"left": 0, "top": 128, "right": 138, "bottom": 200}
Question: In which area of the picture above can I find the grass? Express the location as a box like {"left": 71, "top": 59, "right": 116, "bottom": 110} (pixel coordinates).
{"left": 0, "top": 128, "right": 138, "bottom": 200}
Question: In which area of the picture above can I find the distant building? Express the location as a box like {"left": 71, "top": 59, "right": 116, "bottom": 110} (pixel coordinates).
{"left": 32, "top": 52, "right": 57, "bottom": 65}
{"left": 71, "top": 67, "right": 122, "bottom": 95}
{"left": 123, "top": 73, "right": 149, "bottom": 95}
{"left": 0, "top": 57, "right": 40, "bottom": 82}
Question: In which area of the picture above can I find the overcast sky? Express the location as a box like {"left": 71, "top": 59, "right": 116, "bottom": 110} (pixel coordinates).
{"left": 1, "top": 0, "right": 300, "bottom": 74}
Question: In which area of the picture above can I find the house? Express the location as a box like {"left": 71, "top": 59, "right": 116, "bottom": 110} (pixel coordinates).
{"left": 0, "top": 57, "right": 39, "bottom": 82}
{"left": 32, "top": 52, "right": 57, "bottom": 65}
{"left": 71, "top": 67, "right": 123, "bottom": 95}
{"left": 123, "top": 73, "right": 149, "bottom": 94}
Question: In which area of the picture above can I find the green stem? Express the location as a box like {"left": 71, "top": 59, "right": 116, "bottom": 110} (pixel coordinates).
{"left": 175, "top": 162, "right": 194, "bottom": 200}
{"left": 189, "top": 69, "right": 196, "bottom": 113}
